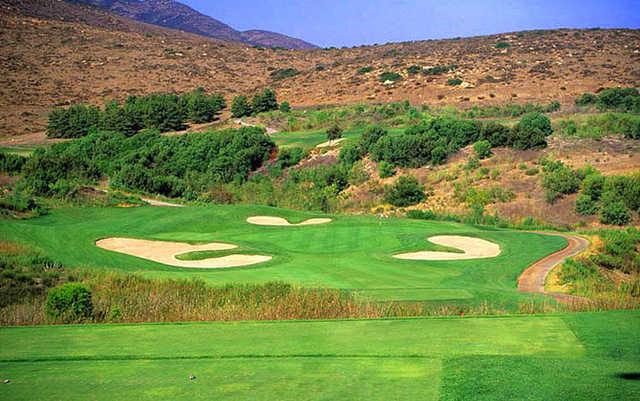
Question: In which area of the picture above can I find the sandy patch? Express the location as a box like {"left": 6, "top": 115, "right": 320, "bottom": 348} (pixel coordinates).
{"left": 393, "top": 235, "right": 501, "bottom": 260}
{"left": 246, "top": 216, "right": 332, "bottom": 226}
{"left": 95, "top": 237, "right": 271, "bottom": 268}
{"left": 141, "top": 198, "right": 184, "bottom": 207}
{"left": 315, "top": 138, "right": 346, "bottom": 148}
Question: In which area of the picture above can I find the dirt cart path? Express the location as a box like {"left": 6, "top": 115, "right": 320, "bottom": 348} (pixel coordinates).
{"left": 517, "top": 233, "right": 590, "bottom": 302}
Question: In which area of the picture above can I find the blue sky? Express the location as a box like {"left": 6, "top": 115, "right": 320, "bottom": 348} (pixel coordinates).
{"left": 180, "top": 0, "right": 640, "bottom": 47}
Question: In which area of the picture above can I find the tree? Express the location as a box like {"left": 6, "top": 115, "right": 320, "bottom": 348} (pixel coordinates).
{"left": 231, "top": 95, "right": 252, "bottom": 118}
{"left": 47, "top": 104, "right": 101, "bottom": 138}
{"left": 358, "top": 125, "right": 387, "bottom": 152}
{"left": 101, "top": 101, "right": 139, "bottom": 136}
{"left": 326, "top": 124, "right": 343, "bottom": 144}
{"left": 251, "top": 88, "right": 278, "bottom": 114}
{"left": 384, "top": 175, "right": 426, "bottom": 207}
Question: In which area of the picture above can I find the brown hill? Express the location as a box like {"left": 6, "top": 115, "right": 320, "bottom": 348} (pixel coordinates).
{"left": 0, "top": 0, "right": 639, "bottom": 139}
{"left": 72, "top": 0, "right": 317, "bottom": 49}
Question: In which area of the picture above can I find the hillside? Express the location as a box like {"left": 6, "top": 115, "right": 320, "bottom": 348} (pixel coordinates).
{"left": 73, "top": 0, "right": 318, "bottom": 49}
{"left": 0, "top": 0, "right": 639, "bottom": 139}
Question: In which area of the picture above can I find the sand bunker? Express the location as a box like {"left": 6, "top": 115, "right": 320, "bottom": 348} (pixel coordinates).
{"left": 246, "top": 216, "right": 332, "bottom": 226}
{"left": 95, "top": 237, "right": 271, "bottom": 268}
{"left": 316, "top": 138, "right": 346, "bottom": 148}
{"left": 393, "top": 235, "right": 501, "bottom": 260}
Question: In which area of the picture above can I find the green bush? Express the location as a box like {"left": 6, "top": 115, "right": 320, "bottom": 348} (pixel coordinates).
{"left": 252, "top": 88, "right": 278, "bottom": 114}
{"left": 339, "top": 142, "right": 365, "bottom": 166}
{"left": 512, "top": 112, "right": 553, "bottom": 149}
{"left": 275, "top": 147, "right": 305, "bottom": 169}
{"left": 231, "top": 95, "right": 252, "bottom": 118}
{"left": 47, "top": 104, "right": 101, "bottom": 138}
{"left": 581, "top": 174, "right": 605, "bottom": 200}
{"left": 384, "top": 175, "right": 425, "bottom": 207}
{"left": 600, "top": 201, "right": 631, "bottom": 226}
{"left": 379, "top": 72, "right": 402, "bottom": 83}
{"left": 357, "top": 66, "right": 373, "bottom": 75}
{"left": 495, "top": 42, "right": 511, "bottom": 49}
{"left": 575, "top": 194, "right": 599, "bottom": 216}
{"left": 406, "top": 209, "right": 436, "bottom": 220}
{"left": 447, "top": 78, "right": 463, "bottom": 86}
{"left": 406, "top": 65, "right": 422, "bottom": 74}
{"left": 270, "top": 68, "right": 299, "bottom": 81}
{"left": 45, "top": 283, "right": 93, "bottom": 323}
{"left": 0, "top": 152, "right": 27, "bottom": 174}
{"left": 575, "top": 92, "right": 597, "bottom": 106}
{"left": 279, "top": 101, "right": 291, "bottom": 113}
{"left": 422, "top": 65, "right": 456, "bottom": 76}
{"left": 326, "top": 124, "right": 343, "bottom": 141}
{"left": 473, "top": 140, "right": 492, "bottom": 159}
{"left": 180, "top": 88, "right": 226, "bottom": 123}
{"left": 378, "top": 161, "right": 395, "bottom": 178}
{"left": 541, "top": 160, "right": 581, "bottom": 203}
{"left": 359, "top": 126, "right": 387, "bottom": 152}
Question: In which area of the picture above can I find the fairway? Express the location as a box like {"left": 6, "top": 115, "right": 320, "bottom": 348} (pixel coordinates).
{"left": 0, "top": 204, "right": 567, "bottom": 304}
{"left": 1, "top": 311, "right": 638, "bottom": 400}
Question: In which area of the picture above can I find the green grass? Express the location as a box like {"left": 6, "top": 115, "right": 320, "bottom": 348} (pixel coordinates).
{"left": 0, "top": 145, "right": 37, "bottom": 157}
{"left": 271, "top": 127, "right": 404, "bottom": 148}
{"left": 0, "top": 204, "right": 566, "bottom": 305}
{"left": 0, "top": 311, "right": 638, "bottom": 400}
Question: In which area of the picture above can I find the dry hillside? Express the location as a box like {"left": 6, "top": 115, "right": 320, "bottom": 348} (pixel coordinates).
{"left": 1, "top": 0, "right": 640, "bottom": 139}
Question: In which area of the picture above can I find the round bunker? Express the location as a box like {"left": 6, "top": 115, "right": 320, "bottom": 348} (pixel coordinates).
{"left": 95, "top": 237, "right": 271, "bottom": 268}
{"left": 393, "top": 235, "right": 501, "bottom": 260}
{"left": 246, "top": 216, "right": 332, "bottom": 226}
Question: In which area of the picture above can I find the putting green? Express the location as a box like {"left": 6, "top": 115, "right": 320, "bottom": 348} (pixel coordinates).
{"left": 0, "top": 204, "right": 567, "bottom": 304}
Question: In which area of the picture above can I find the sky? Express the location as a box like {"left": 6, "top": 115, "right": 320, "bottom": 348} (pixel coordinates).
{"left": 180, "top": 0, "right": 640, "bottom": 47}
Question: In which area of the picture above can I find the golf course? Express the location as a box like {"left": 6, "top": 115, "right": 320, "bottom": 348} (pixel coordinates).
{"left": 1, "top": 311, "right": 638, "bottom": 400}
{"left": 0, "top": 204, "right": 568, "bottom": 305}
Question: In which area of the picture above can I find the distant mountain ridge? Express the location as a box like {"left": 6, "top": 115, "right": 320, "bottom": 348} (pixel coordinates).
{"left": 72, "top": 0, "right": 318, "bottom": 49}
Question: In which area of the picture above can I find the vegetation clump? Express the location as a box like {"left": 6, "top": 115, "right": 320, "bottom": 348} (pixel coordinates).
{"left": 270, "top": 68, "right": 299, "bottom": 81}
{"left": 384, "top": 175, "right": 425, "bottom": 207}
{"left": 575, "top": 87, "right": 640, "bottom": 113}
{"left": 379, "top": 72, "right": 402, "bottom": 83}
{"left": 45, "top": 283, "right": 93, "bottom": 323}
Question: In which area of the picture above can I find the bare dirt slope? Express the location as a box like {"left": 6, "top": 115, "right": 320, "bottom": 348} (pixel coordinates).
{"left": 1, "top": 1, "right": 639, "bottom": 138}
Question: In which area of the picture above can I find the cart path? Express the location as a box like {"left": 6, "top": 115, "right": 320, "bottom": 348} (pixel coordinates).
{"left": 517, "top": 233, "right": 590, "bottom": 303}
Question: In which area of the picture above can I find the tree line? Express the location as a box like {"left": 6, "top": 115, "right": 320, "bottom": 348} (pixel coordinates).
{"left": 46, "top": 88, "right": 226, "bottom": 138}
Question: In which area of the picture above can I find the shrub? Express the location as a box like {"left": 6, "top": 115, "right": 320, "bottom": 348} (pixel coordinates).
{"left": 602, "top": 174, "right": 640, "bottom": 212}
{"left": 0, "top": 152, "right": 27, "bottom": 174}
{"left": 495, "top": 41, "right": 511, "bottom": 49}
{"left": 596, "top": 87, "right": 640, "bottom": 112}
{"left": 422, "top": 65, "right": 456, "bottom": 76}
{"left": 406, "top": 209, "right": 436, "bottom": 220}
{"left": 45, "top": 283, "right": 93, "bottom": 323}
{"left": 406, "top": 65, "right": 422, "bottom": 74}
{"left": 479, "top": 121, "right": 512, "bottom": 147}
{"left": 279, "top": 101, "right": 291, "bottom": 113}
{"left": 465, "top": 156, "right": 480, "bottom": 171}
{"left": 252, "top": 88, "right": 278, "bottom": 114}
{"left": 231, "top": 95, "right": 252, "bottom": 118}
{"left": 326, "top": 124, "right": 343, "bottom": 142}
{"left": 378, "top": 161, "right": 396, "bottom": 178}
{"left": 447, "top": 78, "right": 463, "bottom": 86}
{"left": 357, "top": 66, "right": 373, "bottom": 74}
{"left": 275, "top": 147, "right": 305, "bottom": 169}
{"left": 575, "top": 194, "right": 599, "bottom": 216}
{"left": 384, "top": 175, "right": 425, "bottom": 207}
{"left": 512, "top": 112, "right": 552, "bottom": 149}
{"left": 473, "top": 140, "right": 492, "bottom": 159}
{"left": 600, "top": 201, "right": 631, "bottom": 226}
{"left": 359, "top": 125, "right": 387, "bottom": 151}
{"left": 270, "top": 68, "right": 299, "bottom": 81}
{"left": 47, "top": 104, "right": 101, "bottom": 138}
{"left": 379, "top": 72, "right": 402, "bottom": 83}
{"left": 525, "top": 167, "right": 539, "bottom": 176}
{"left": 541, "top": 160, "right": 581, "bottom": 203}
{"left": 575, "top": 92, "right": 597, "bottom": 106}
{"left": 581, "top": 173, "right": 605, "bottom": 200}
{"left": 339, "top": 142, "right": 365, "bottom": 166}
